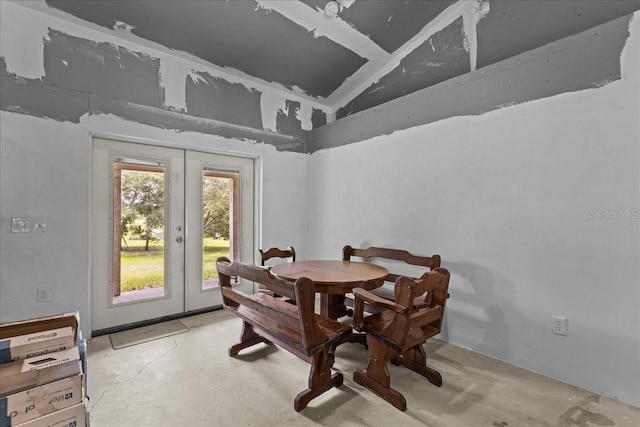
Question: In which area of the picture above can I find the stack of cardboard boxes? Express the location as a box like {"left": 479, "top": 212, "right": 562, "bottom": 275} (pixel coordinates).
{"left": 0, "top": 313, "right": 89, "bottom": 427}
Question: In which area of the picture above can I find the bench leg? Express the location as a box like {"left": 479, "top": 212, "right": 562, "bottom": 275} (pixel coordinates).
{"left": 294, "top": 349, "right": 343, "bottom": 412}
{"left": 392, "top": 345, "right": 442, "bottom": 387}
{"left": 353, "top": 335, "right": 407, "bottom": 411}
{"left": 229, "top": 321, "right": 271, "bottom": 357}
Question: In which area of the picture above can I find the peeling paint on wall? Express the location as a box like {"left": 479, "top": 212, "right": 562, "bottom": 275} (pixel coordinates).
{"left": 337, "top": 17, "right": 469, "bottom": 119}
{"left": 186, "top": 71, "right": 262, "bottom": 130}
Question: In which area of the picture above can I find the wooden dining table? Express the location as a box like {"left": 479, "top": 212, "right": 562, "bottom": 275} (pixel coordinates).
{"left": 270, "top": 260, "right": 388, "bottom": 320}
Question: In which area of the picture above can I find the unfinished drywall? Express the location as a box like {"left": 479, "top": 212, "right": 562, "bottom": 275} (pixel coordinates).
{"left": 337, "top": 17, "right": 470, "bottom": 119}
{"left": 0, "top": 57, "right": 88, "bottom": 123}
{"left": 88, "top": 98, "right": 305, "bottom": 152}
{"left": 475, "top": 0, "right": 640, "bottom": 68}
{"left": 0, "top": 1, "right": 327, "bottom": 151}
{"left": 276, "top": 100, "right": 304, "bottom": 138}
{"left": 305, "top": 12, "right": 640, "bottom": 407}
{"left": 186, "top": 71, "right": 262, "bottom": 129}
{"left": 337, "top": 0, "right": 456, "bottom": 53}
{"left": 313, "top": 14, "right": 633, "bottom": 151}
{"left": 47, "top": 0, "right": 367, "bottom": 99}
{"left": 0, "top": 1, "right": 310, "bottom": 336}
{"left": 311, "top": 108, "right": 327, "bottom": 129}
{"left": 44, "top": 29, "right": 164, "bottom": 108}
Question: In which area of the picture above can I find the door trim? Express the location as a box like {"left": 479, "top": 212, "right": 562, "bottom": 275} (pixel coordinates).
{"left": 91, "top": 136, "right": 258, "bottom": 334}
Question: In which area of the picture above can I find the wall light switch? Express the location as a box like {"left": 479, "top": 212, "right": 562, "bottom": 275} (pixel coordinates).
{"left": 11, "top": 217, "right": 47, "bottom": 233}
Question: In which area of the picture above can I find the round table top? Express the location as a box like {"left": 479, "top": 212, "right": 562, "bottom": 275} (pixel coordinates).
{"left": 270, "top": 260, "right": 388, "bottom": 294}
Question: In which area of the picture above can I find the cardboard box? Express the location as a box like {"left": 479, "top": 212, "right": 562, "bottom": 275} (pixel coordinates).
{"left": 19, "top": 347, "right": 80, "bottom": 373}
{"left": 0, "top": 361, "right": 83, "bottom": 427}
{"left": 14, "top": 402, "right": 87, "bottom": 427}
{"left": 0, "top": 314, "right": 78, "bottom": 365}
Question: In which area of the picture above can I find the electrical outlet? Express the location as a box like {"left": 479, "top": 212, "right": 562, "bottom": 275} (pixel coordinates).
{"left": 12, "top": 217, "right": 47, "bottom": 233}
{"left": 552, "top": 316, "right": 567, "bottom": 336}
{"left": 37, "top": 288, "right": 50, "bottom": 302}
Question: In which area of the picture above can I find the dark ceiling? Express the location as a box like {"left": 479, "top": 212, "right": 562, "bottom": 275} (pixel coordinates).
{"left": 41, "top": 0, "right": 640, "bottom": 117}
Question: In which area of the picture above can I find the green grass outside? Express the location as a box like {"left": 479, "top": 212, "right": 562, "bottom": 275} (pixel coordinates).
{"left": 120, "top": 238, "right": 229, "bottom": 292}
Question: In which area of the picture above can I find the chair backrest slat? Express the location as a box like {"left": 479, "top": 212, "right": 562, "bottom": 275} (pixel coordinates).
{"left": 386, "top": 269, "right": 450, "bottom": 346}
{"left": 343, "top": 245, "right": 440, "bottom": 284}
{"left": 259, "top": 246, "right": 296, "bottom": 266}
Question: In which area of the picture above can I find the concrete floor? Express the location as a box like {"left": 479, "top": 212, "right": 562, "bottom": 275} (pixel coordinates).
{"left": 86, "top": 310, "right": 640, "bottom": 426}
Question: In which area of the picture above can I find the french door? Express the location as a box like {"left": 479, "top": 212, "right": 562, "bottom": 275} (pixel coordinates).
{"left": 91, "top": 138, "right": 254, "bottom": 332}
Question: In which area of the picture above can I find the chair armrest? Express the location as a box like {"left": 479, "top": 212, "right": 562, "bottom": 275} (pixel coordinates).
{"left": 352, "top": 288, "right": 406, "bottom": 331}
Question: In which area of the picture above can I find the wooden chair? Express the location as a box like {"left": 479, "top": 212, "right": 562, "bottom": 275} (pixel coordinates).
{"left": 258, "top": 246, "right": 295, "bottom": 299}
{"left": 259, "top": 246, "right": 296, "bottom": 267}
{"left": 352, "top": 268, "right": 450, "bottom": 411}
{"left": 342, "top": 246, "right": 441, "bottom": 313}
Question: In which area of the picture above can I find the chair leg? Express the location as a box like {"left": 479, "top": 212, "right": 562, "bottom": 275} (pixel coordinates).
{"left": 294, "top": 348, "right": 343, "bottom": 412}
{"left": 228, "top": 321, "right": 270, "bottom": 356}
{"left": 392, "top": 344, "right": 443, "bottom": 387}
{"left": 353, "top": 335, "right": 407, "bottom": 411}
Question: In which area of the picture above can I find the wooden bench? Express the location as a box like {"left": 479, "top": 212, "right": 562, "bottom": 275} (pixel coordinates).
{"left": 343, "top": 246, "right": 442, "bottom": 314}
{"left": 216, "top": 257, "right": 352, "bottom": 412}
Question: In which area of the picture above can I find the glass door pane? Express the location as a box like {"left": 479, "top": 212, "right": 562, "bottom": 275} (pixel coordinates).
{"left": 202, "top": 173, "right": 232, "bottom": 289}
{"left": 91, "top": 139, "right": 185, "bottom": 332}
{"left": 185, "top": 151, "right": 254, "bottom": 312}
{"left": 113, "top": 160, "right": 167, "bottom": 304}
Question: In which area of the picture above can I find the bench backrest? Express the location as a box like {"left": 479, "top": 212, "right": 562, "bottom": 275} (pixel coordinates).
{"left": 218, "top": 257, "right": 296, "bottom": 300}
{"left": 216, "top": 257, "right": 325, "bottom": 352}
{"left": 342, "top": 245, "right": 441, "bottom": 284}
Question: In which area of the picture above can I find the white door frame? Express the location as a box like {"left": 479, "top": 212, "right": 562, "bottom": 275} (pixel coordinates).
{"left": 91, "top": 137, "right": 256, "bottom": 333}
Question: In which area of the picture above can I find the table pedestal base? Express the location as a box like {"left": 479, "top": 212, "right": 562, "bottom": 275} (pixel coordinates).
{"left": 320, "top": 294, "right": 351, "bottom": 319}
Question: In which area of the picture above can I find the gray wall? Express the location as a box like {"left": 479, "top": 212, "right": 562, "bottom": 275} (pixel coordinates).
{"left": 0, "top": 2, "right": 308, "bottom": 337}
{"left": 305, "top": 13, "right": 640, "bottom": 407}
{"left": 0, "top": 111, "right": 308, "bottom": 338}
{"left": 1, "top": 0, "right": 638, "bottom": 409}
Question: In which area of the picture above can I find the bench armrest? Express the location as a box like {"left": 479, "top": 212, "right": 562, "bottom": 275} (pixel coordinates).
{"left": 352, "top": 287, "right": 406, "bottom": 331}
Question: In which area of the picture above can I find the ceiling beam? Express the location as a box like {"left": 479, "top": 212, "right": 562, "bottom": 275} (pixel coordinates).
{"left": 326, "top": 0, "right": 484, "bottom": 110}
{"left": 255, "top": 0, "right": 389, "bottom": 60}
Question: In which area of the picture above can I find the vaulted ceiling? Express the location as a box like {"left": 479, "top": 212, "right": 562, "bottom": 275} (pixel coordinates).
{"left": 14, "top": 0, "right": 640, "bottom": 119}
